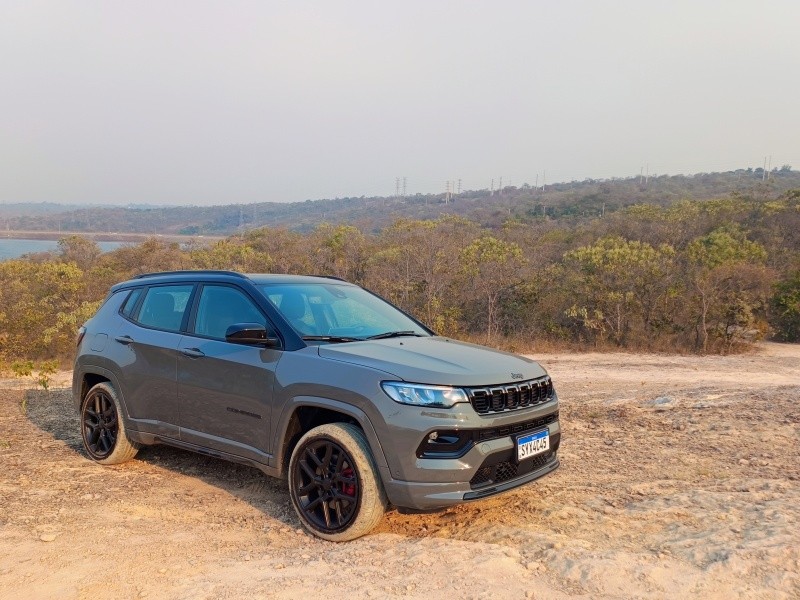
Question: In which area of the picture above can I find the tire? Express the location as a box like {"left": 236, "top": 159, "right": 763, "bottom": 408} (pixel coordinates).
{"left": 288, "top": 422, "right": 387, "bottom": 542}
{"left": 80, "top": 382, "right": 139, "bottom": 465}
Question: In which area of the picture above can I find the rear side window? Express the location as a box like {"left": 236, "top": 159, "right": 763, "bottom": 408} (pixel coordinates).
{"left": 135, "top": 285, "right": 193, "bottom": 332}
{"left": 120, "top": 288, "right": 143, "bottom": 318}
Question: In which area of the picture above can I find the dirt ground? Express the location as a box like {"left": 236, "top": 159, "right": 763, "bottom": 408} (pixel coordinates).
{"left": 1, "top": 343, "right": 798, "bottom": 599}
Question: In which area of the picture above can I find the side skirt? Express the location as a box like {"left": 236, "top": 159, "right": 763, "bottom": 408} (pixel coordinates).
{"left": 128, "top": 430, "right": 281, "bottom": 478}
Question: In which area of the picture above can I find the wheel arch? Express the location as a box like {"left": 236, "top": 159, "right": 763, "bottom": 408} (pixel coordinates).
{"left": 74, "top": 365, "right": 129, "bottom": 417}
{"left": 274, "top": 397, "right": 388, "bottom": 479}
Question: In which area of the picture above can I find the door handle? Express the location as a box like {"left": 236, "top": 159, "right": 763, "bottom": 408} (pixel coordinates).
{"left": 180, "top": 348, "right": 205, "bottom": 358}
{"left": 114, "top": 335, "right": 134, "bottom": 345}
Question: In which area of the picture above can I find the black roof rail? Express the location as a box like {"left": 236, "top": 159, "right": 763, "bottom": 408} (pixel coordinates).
{"left": 314, "top": 274, "right": 349, "bottom": 282}
{"left": 132, "top": 270, "right": 248, "bottom": 280}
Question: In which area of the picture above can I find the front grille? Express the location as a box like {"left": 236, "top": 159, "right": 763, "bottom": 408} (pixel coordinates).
{"left": 470, "top": 451, "right": 555, "bottom": 489}
{"left": 476, "top": 411, "right": 558, "bottom": 442}
{"left": 468, "top": 377, "right": 555, "bottom": 414}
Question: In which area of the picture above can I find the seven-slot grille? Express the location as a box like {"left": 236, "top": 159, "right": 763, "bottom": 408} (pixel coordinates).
{"left": 467, "top": 377, "right": 554, "bottom": 414}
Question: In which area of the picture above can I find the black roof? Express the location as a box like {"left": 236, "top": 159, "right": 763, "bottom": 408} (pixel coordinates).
{"left": 111, "top": 270, "right": 351, "bottom": 292}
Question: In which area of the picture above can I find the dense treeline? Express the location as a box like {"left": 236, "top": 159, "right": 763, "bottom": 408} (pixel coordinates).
{"left": 4, "top": 168, "right": 800, "bottom": 236}
{"left": 1, "top": 191, "right": 799, "bottom": 364}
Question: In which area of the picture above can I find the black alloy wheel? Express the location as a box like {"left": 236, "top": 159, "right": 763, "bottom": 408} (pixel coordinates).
{"left": 82, "top": 389, "right": 119, "bottom": 459}
{"left": 293, "top": 438, "right": 361, "bottom": 532}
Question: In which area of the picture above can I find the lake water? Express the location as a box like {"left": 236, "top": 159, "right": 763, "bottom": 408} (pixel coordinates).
{"left": 0, "top": 239, "right": 124, "bottom": 261}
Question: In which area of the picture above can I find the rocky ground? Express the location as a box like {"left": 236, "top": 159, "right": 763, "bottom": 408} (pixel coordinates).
{"left": 0, "top": 343, "right": 798, "bottom": 599}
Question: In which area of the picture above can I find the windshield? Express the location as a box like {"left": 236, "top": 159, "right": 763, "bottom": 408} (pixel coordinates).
{"left": 259, "top": 283, "right": 430, "bottom": 341}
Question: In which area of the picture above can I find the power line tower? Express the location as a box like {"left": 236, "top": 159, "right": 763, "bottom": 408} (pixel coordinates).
{"left": 457, "top": 179, "right": 461, "bottom": 195}
{"left": 395, "top": 177, "right": 401, "bottom": 197}
{"left": 402, "top": 176, "right": 407, "bottom": 198}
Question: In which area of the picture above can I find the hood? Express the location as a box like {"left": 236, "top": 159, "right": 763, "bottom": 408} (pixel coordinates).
{"left": 317, "top": 336, "right": 546, "bottom": 387}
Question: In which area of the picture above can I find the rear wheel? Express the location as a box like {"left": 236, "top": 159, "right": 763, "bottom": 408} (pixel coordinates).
{"left": 288, "top": 422, "right": 387, "bottom": 541}
{"left": 81, "top": 382, "right": 139, "bottom": 465}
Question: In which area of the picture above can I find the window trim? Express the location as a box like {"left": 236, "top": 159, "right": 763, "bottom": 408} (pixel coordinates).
{"left": 184, "top": 282, "right": 282, "bottom": 347}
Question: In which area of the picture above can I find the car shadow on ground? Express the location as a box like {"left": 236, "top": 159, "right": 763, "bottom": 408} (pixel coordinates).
{"left": 23, "top": 387, "right": 481, "bottom": 541}
{"left": 23, "top": 388, "right": 302, "bottom": 531}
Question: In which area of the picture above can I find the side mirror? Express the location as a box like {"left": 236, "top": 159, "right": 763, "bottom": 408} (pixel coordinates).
{"left": 225, "top": 323, "right": 280, "bottom": 348}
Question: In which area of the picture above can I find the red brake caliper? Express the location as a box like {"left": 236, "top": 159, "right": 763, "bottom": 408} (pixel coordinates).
{"left": 341, "top": 467, "right": 356, "bottom": 497}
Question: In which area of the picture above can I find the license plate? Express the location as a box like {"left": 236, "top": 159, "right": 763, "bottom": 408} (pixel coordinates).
{"left": 517, "top": 429, "right": 550, "bottom": 462}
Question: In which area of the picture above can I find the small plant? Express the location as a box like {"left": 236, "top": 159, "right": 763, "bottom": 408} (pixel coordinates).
{"left": 10, "top": 360, "right": 34, "bottom": 379}
{"left": 11, "top": 360, "right": 35, "bottom": 395}
{"left": 36, "top": 360, "right": 59, "bottom": 391}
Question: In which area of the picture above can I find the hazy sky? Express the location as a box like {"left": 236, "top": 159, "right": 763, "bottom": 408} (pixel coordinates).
{"left": 1, "top": 1, "right": 798, "bottom": 206}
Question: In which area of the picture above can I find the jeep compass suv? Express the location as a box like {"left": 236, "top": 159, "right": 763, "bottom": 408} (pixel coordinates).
{"left": 74, "top": 271, "right": 561, "bottom": 541}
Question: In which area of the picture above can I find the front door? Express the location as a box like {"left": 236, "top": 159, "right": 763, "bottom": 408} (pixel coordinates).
{"left": 177, "top": 284, "right": 281, "bottom": 463}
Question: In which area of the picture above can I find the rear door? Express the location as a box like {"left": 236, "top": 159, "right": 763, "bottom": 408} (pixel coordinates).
{"left": 176, "top": 284, "right": 281, "bottom": 463}
{"left": 114, "top": 284, "right": 195, "bottom": 438}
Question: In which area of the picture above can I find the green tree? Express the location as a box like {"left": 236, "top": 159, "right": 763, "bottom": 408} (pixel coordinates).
{"left": 0, "top": 260, "right": 90, "bottom": 359}
{"left": 366, "top": 217, "right": 475, "bottom": 335}
{"left": 243, "top": 228, "right": 313, "bottom": 274}
{"left": 460, "top": 236, "right": 525, "bottom": 340}
{"left": 771, "top": 270, "right": 800, "bottom": 342}
{"left": 562, "top": 236, "right": 677, "bottom": 346}
{"left": 310, "top": 224, "right": 370, "bottom": 283}
{"left": 58, "top": 235, "right": 101, "bottom": 270}
{"left": 685, "top": 227, "right": 773, "bottom": 352}
{"left": 191, "top": 239, "right": 271, "bottom": 272}
{"left": 102, "top": 237, "right": 189, "bottom": 278}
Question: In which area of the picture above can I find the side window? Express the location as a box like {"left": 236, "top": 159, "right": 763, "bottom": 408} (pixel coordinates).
{"left": 120, "top": 288, "right": 143, "bottom": 319}
{"left": 135, "top": 285, "right": 193, "bottom": 332}
{"left": 193, "top": 285, "right": 267, "bottom": 340}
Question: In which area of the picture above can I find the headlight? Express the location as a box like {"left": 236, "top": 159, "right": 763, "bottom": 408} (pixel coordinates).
{"left": 381, "top": 382, "right": 468, "bottom": 408}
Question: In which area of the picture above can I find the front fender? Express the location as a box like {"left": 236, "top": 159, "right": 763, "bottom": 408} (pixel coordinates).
{"left": 271, "top": 395, "right": 389, "bottom": 478}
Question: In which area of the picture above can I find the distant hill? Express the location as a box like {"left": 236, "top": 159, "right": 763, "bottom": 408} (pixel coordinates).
{"left": 0, "top": 202, "right": 88, "bottom": 219}
{"left": 4, "top": 167, "right": 799, "bottom": 235}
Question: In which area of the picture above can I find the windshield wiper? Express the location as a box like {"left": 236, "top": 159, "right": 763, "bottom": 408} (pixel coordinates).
{"left": 366, "top": 330, "right": 424, "bottom": 340}
{"left": 301, "top": 335, "right": 362, "bottom": 343}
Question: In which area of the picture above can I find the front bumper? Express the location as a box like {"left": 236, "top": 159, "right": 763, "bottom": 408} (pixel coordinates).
{"left": 377, "top": 395, "right": 561, "bottom": 510}
{"left": 382, "top": 451, "right": 560, "bottom": 510}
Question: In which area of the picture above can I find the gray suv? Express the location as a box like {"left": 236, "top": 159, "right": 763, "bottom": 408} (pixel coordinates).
{"left": 74, "top": 271, "right": 561, "bottom": 541}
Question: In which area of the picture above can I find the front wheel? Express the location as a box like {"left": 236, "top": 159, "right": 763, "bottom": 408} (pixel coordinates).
{"left": 80, "top": 382, "right": 139, "bottom": 465}
{"left": 288, "top": 422, "right": 387, "bottom": 541}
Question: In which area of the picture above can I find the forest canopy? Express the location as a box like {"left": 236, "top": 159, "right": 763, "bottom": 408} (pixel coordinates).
{"left": 1, "top": 189, "right": 799, "bottom": 365}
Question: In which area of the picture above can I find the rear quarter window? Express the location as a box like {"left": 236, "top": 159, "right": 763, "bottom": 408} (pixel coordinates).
{"left": 120, "top": 288, "right": 143, "bottom": 318}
